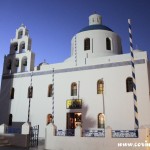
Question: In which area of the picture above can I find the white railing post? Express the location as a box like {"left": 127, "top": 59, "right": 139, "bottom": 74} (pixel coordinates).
{"left": 0, "top": 124, "right": 8, "bottom": 134}
{"left": 75, "top": 125, "right": 82, "bottom": 137}
{"left": 21, "top": 122, "right": 31, "bottom": 135}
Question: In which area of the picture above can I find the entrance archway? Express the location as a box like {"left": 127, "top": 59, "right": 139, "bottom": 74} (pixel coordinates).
{"left": 67, "top": 112, "right": 82, "bottom": 129}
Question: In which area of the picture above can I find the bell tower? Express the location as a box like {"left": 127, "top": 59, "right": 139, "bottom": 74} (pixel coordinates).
{"left": 3, "top": 24, "right": 35, "bottom": 74}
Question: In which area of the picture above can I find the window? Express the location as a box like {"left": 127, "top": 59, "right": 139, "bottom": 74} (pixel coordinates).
{"left": 126, "top": 77, "right": 133, "bottom": 92}
{"left": 21, "top": 57, "right": 27, "bottom": 72}
{"left": 18, "top": 30, "right": 23, "bottom": 39}
{"left": 7, "top": 59, "right": 12, "bottom": 70}
{"left": 98, "top": 113, "right": 105, "bottom": 128}
{"left": 84, "top": 38, "right": 90, "bottom": 50}
{"left": 22, "top": 43, "right": 25, "bottom": 49}
{"left": 10, "top": 87, "right": 15, "bottom": 99}
{"left": 15, "top": 59, "right": 19, "bottom": 67}
{"left": 71, "top": 82, "right": 77, "bottom": 96}
{"left": 20, "top": 43, "right": 25, "bottom": 53}
{"left": 48, "top": 84, "right": 53, "bottom": 97}
{"left": 47, "top": 114, "right": 53, "bottom": 125}
{"left": 97, "top": 80, "right": 104, "bottom": 94}
{"left": 14, "top": 43, "right": 18, "bottom": 51}
{"left": 23, "top": 58, "right": 27, "bottom": 66}
{"left": 28, "top": 86, "right": 33, "bottom": 98}
{"left": 106, "top": 38, "right": 111, "bottom": 50}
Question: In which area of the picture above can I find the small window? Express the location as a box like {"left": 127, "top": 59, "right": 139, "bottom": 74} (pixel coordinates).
{"left": 106, "top": 38, "right": 111, "bottom": 50}
{"left": 7, "top": 59, "right": 12, "bottom": 70}
{"left": 84, "top": 38, "right": 90, "bottom": 50}
{"left": 22, "top": 43, "right": 25, "bottom": 49}
{"left": 97, "top": 80, "right": 104, "bottom": 94}
{"left": 18, "top": 30, "right": 23, "bottom": 39}
{"left": 10, "top": 87, "right": 15, "bottom": 99}
{"left": 48, "top": 84, "right": 53, "bottom": 97}
{"left": 23, "top": 58, "right": 27, "bottom": 66}
{"left": 28, "top": 86, "right": 33, "bottom": 98}
{"left": 47, "top": 114, "right": 53, "bottom": 125}
{"left": 71, "top": 82, "right": 77, "bottom": 96}
{"left": 14, "top": 44, "right": 18, "bottom": 51}
{"left": 21, "top": 57, "right": 27, "bottom": 72}
{"left": 15, "top": 59, "right": 19, "bottom": 67}
{"left": 126, "top": 77, "right": 133, "bottom": 92}
{"left": 98, "top": 113, "right": 105, "bottom": 128}
{"left": 20, "top": 43, "right": 25, "bottom": 53}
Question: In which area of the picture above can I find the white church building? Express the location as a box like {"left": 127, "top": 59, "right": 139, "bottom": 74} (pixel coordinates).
{"left": 0, "top": 13, "right": 150, "bottom": 139}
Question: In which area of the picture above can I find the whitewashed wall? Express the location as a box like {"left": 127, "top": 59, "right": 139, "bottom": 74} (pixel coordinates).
{"left": 7, "top": 51, "right": 150, "bottom": 138}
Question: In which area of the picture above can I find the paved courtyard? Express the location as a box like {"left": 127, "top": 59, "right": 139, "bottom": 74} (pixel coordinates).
{"left": 0, "top": 140, "right": 45, "bottom": 150}
{"left": 0, "top": 145, "right": 44, "bottom": 150}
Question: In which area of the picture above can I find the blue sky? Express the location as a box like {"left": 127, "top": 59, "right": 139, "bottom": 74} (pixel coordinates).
{"left": 0, "top": 0, "right": 150, "bottom": 80}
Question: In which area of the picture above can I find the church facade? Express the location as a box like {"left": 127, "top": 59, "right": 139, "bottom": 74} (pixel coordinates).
{"left": 0, "top": 14, "right": 150, "bottom": 138}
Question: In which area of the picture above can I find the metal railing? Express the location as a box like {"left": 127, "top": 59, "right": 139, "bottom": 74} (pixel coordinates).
{"left": 29, "top": 125, "right": 39, "bottom": 147}
{"left": 112, "top": 130, "right": 138, "bottom": 138}
{"left": 6, "top": 127, "right": 21, "bottom": 134}
{"left": 83, "top": 129, "right": 105, "bottom": 137}
{"left": 57, "top": 129, "right": 74, "bottom": 136}
{"left": 56, "top": 128, "right": 139, "bottom": 138}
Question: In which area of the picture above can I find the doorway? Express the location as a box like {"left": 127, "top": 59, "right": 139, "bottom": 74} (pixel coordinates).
{"left": 66, "top": 112, "right": 82, "bottom": 129}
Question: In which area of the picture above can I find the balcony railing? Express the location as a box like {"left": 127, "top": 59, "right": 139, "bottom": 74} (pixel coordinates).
{"left": 112, "top": 130, "right": 138, "bottom": 138}
{"left": 6, "top": 127, "right": 21, "bottom": 134}
{"left": 57, "top": 129, "right": 74, "bottom": 136}
{"left": 83, "top": 129, "right": 105, "bottom": 137}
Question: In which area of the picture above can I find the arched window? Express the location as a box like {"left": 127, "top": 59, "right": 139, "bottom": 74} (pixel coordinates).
{"left": 71, "top": 82, "right": 77, "bottom": 96}
{"left": 126, "top": 77, "right": 133, "bottom": 92}
{"left": 106, "top": 38, "right": 111, "bottom": 50}
{"left": 46, "top": 114, "right": 53, "bottom": 125}
{"left": 98, "top": 113, "right": 105, "bottom": 128}
{"left": 97, "top": 80, "right": 104, "bottom": 94}
{"left": 14, "top": 43, "right": 18, "bottom": 52}
{"left": 10, "top": 87, "right": 15, "bottom": 99}
{"left": 48, "top": 84, "right": 53, "bottom": 97}
{"left": 15, "top": 59, "right": 19, "bottom": 67}
{"left": 10, "top": 43, "right": 18, "bottom": 54}
{"left": 84, "top": 38, "right": 90, "bottom": 50}
{"left": 7, "top": 59, "right": 12, "bottom": 70}
{"left": 20, "top": 42, "right": 25, "bottom": 53}
{"left": 22, "top": 57, "right": 27, "bottom": 66}
{"left": 21, "top": 57, "right": 27, "bottom": 72}
{"left": 18, "top": 30, "right": 23, "bottom": 39}
{"left": 28, "top": 86, "right": 33, "bottom": 98}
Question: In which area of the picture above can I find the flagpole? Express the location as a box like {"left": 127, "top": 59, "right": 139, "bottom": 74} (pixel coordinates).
{"left": 52, "top": 68, "right": 55, "bottom": 123}
{"left": 27, "top": 71, "right": 33, "bottom": 123}
{"left": 128, "top": 19, "right": 139, "bottom": 129}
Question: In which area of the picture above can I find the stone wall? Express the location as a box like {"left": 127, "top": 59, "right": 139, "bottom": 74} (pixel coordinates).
{"left": 45, "top": 124, "right": 150, "bottom": 150}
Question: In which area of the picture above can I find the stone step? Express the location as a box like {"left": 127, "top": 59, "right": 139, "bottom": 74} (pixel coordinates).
{"left": 0, "top": 139, "right": 9, "bottom": 144}
{"left": 0, "top": 143, "right": 11, "bottom": 147}
{"left": 0, "top": 136, "right": 5, "bottom": 140}
{"left": 0, "top": 136, "right": 11, "bottom": 147}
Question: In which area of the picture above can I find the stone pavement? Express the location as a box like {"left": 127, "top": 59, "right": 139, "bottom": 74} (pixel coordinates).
{"left": 0, "top": 140, "right": 45, "bottom": 150}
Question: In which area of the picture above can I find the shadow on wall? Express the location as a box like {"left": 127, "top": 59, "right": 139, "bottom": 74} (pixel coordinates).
{"left": 67, "top": 102, "right": 96, "bottom": 129}
{"left": 81, "top": 104, "right": 95, "bottom": 128}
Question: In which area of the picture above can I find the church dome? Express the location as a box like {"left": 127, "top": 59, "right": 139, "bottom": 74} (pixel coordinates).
{"left": 79, "top": 24, "right": 113, "bottom": 33}
{"left": 70, "top": 13, "right": 122, "bottom": 62}
{"left": 38, "top": 62, "right": 48, "bottom": 66}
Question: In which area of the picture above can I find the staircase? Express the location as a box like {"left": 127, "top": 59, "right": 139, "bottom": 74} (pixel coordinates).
{"left": 0, "top": 135, "right": 11, "bottom": 147}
